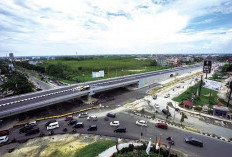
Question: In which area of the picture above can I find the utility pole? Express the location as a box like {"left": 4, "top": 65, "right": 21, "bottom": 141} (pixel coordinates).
{"left": 199, "top": 75, "right": 203, "bottom": 97}
{"left": 227, "top": 81, "right": 232, "bottom": 107}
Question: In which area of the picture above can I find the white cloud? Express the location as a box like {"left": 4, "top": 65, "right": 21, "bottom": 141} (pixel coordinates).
{"left": 0, "top": 0, "right": 232, "bottom": 56}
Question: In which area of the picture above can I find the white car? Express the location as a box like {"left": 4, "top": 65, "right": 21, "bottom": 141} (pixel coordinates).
{"left": 110, "top": 121, "right": 120, "bottom": 127}
{"left": 87, "top": 115, "right": 98, "bottom": 121}
{"left": 47, "top": 122, "right": 59, "bottom": 130}
{"left": 0, "top": 136, "right": 8, "bottom": 144}
{"left": 164, "top": 94, "right": 170, "bottom": 98}
{"left": 136, "top": 120, "right": 147, "bottom": 127}
{"left": 154, "top": 103, "right": 160, "bottom": 108}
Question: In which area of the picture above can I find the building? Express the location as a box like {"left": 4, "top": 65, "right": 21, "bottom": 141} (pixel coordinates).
{"left": 9, "top": 53, "right": 14, "bottom": 61}
{"left": 28, "top": 60, "right": 42, "bottom": 65}
{"left": 182, "top": 101, "right": 193, "bottom": 109}
{"left": 155, "top": 56, "right": 168, "bottom": 66}
{"left": 213, "top": 104, "right": 230, "bottom": 119}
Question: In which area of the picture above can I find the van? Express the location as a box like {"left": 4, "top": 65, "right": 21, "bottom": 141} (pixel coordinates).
{"left": 87, "top": 125, "right": 97, "bottom": 131}
{"left": 47, "top": 122, "right": 59, "bottom": 130}
{"left": 45, "top": 120, "right": 57, "bottom": 127}
{"left": 114, "top": 127, "right": 126, "bottom": 133}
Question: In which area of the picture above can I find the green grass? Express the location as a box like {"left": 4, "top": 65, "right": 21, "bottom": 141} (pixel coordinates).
{"left": 114, "top": 150, "right": 162, "bottom": 157}
{"left": 173, "top": 82, "right": 218, "bottom": 107}
{"left": 44, "top": 57, "right": 170, "bottom": 83}
{"left": 74, "top": 140, "right": 115, "bottom": 157}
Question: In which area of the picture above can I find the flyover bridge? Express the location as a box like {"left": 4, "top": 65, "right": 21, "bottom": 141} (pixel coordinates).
{"left": 0, "top": 64, "right": 201, "bottom": 118}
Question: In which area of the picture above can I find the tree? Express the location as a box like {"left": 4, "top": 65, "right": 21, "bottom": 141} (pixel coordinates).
{"left": 180, "top": 112, "right": 185, "bottom": 126}
{"left": 149, "top": 59, "right": 157, "bottom": 66}
{"left": 166, "top": 106, "right": 169, "bottom": 122}
{"left": 0, "top": 73, "right": 35, "bottom": 95}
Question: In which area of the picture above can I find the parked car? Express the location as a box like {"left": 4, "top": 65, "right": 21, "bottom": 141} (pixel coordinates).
{"left": 0, "top": 130, "right": 9, "bottom": 136}
{"left": 185, "top": 137, "right": 203, "bottom": 147}
{"left": 25, "top": 127, "right": 40, "bottom": 136}
{"left": 45, "top": 120, "right": 57, "bottom": 127}
{"left": 68, "top": 120, "right": 78, "bottom": 126}
{"left": 79, "top": 112, "right": 88, "bottom": 118}
{"left": 47, "top": 122, "right": 59, "bottom": 130}
{"left": 65, "top": 115, "right": 73, "bottom": 121}
{"left": 162, "top": 109, "right": 171, "bottom": 116}
{"left": 110, "top": 121, "right": 120, "bottom": 127}
{"left": 19, "top": 125, "right": 34, "bottom": 133}
{"left": 25, "top": 121, "right": 37, "bottom": 127}
{"left": 155, "top": 123, "right": 168, "bottom": 129}
{"left": 87, "top": 115, "right": 98, "bottom": 121}
{"left": 73, "top": 122, "right": 84, "bottom": 128}
{"left": 107, "top": 113, "right": 116, "bottom": 118}
{"left": 0, "top": 136, "right": 8, "bottom": 144}
{"left": 114, "top": 127, "right": 126, "bottom": 133}
{"left": 177, "top": 85, "right": 181, "bottom": 88}
{"left": 153, "top": 95, "right": 157, "bottom": 100}
{"left": 136, "top": 120, "right": 147, "bottom": 127}
{"left": 87, "top": 125, "right": 97, "bottom": 131}
{"left": 164, "top": 94, "right": 170, "bottom": 98}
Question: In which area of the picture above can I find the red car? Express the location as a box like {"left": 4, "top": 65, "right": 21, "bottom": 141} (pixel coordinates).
{"left": 155, "top": 123, "right": 168, "bottom": 129}
{"left": 65, "top": 115, "right": 73, "bottom": 121}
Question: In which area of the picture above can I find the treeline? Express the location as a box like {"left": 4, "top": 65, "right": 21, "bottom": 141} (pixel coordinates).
{"left": 222, "top": 64, "right": 232, "bottom": 72}
{"left": 0, "top": 60, "right": 10, "bottom": 75}
{"left": 15, "top": 61, "right": 45, "bottom": 73}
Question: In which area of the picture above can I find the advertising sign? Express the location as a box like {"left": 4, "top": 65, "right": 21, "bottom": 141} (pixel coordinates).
{"left": 203, "top": 60, "right": 212, "bottom": 73}
{"left": 92, "top": 70, "right": 104, "bottom": 78}
{"left": 203, "top": 79, "right": 221, "bottom": 92}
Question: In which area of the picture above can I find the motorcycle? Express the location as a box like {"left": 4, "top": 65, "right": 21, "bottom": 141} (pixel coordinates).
{"left": 166, "top": 137, "right": 175, "bottom": 145}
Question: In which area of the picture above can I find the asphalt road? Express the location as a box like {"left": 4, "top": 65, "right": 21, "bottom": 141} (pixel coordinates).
{"left": 2, "top": 112, "right": 232, "bottom": 157}
{"left": 28, "top": 75, "right": 53, "bottom": 90}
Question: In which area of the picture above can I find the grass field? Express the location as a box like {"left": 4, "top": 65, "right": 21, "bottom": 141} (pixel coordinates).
{"left": 74, "top": 140, "right": 115, "bottom": 157}
{"left": 45, "top": 57, "right": 170, "bottom": 83}
{"left": 173, "top": 82, "right": 218, "bottom": 107}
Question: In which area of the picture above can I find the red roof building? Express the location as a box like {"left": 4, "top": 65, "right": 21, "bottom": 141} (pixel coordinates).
{"left": 182, "top": 101, "right": 193, "bottom": 109}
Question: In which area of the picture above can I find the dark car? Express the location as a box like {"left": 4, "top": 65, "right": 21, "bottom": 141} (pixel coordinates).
{"left": 0, "top": 130, "right": 9, "bottom": 136}
{"left": 19, "top": 125, "right": 34, "bottom": 133}
{"left": 45, "top": 120, "right": 57, "bottom": 127}
{"left": 155, "top": 123, "right": 168, "bottom": 129}
{"left": 153, "top": 95, "right": 157, "bottom": 100}
{"left": 162, "top": 109, "right": 171, "bottom": 116}
{"left": 114, "top": 127, "right": 126, "bottom": 133}
{"left": 87, "top": 125, "right": 97, "bottom": 131}
{"left": 65, "top": 115, "right": 73, "bottom": 121}
{"left": 25, "top": 127, "right": 40, "bottom": 136}
{"left": 68, "top": 120, "right": 78, "bottom": 126}
{"left": 185, "top": 137, "right": 203, "bottom": 147}
{"left": 107, "top": 113, "right": 116, "bottom": 118}
{"left": 73, "top": 122, "right": 84, "bottom": 128}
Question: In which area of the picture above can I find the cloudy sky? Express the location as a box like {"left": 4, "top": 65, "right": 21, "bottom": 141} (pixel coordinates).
{"left": 0, "top": 0, "right": 232, "bottom": 56}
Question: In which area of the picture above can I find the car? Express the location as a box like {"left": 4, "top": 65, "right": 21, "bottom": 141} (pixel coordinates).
{"left": 153, "top": 95, "right": 157, "bottom": 100}
{"left": 0, "top": 130, "right": 9, "bottom": 136}
{"left": 155, "top": 123, "right": 168, "bottom": 129}
{"left": 114, "top": 127, "right": 126, "bottom": 133}
{"left": 87, "top": 115, "right": 98, "bottom": 121}
{"left": 154, "top": 103, "right": 160, "bottom": 108}
{"left": 68, "top": 120, "right": 78, "bottom": 126}
{"left": 177, "top": 85, "right": 181, "bottom": 88}
{"left": 136, "top": 120, "right": 147, "bottom": 127}
{"left": 104, "top": 117, "right": 109, "bottom": 121}
{"left": 0, "top": 136, "right": 8, "bottom": 144}
{"left": 185, "top": 137, "right": 203, "bottom": 147}
{"left": 107, "top": 113, "right": 116, "bottom": 118}
{"left": 87, "top": 125, "right": 97, "bottom": 131}
{"left": 73, "top": 122, "right": 84, "bottom": 128}
{"left": 79, "top": 112, "right": 88, "bottom": 118}
{"left": 45, "top": 120, "right": 57, "bottom": 127}
{"left": 162, "top": 109, "right": 171, "bottom": 116}
{"left": 19, "top": 125, "right": 34, "bottom": 133}
{"left": 47, "top": 122, "right": 59, "bottom": 130}
{"left": 25, "top": 121, "right": 37, "bottom": 127}
{"left": 65, "top": 115, "right": 73, "bottom": 121}
{"left": 110, "top": 121, "right": 120, "bottom": 127}
{"left": 164, "top": 94, "right": 170, "bottom": 98}
{"left": 25, "top": 127, "right": 40, "bottom": 136}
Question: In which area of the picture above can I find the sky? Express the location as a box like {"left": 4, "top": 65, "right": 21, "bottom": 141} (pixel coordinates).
{"left": 0, "top": 0, "right": 232, "bottom": 56}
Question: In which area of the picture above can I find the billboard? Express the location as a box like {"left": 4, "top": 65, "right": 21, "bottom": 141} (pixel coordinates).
{"left": 203, "top": 79, "right": 221, "bottom": 92}
{"left": 92, "top": 70, "right": 104, "bottom": 78}
{"left": 203, "top": 60, "right": 212, "bottom": 73}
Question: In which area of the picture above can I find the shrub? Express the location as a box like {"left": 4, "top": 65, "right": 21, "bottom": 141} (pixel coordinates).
{"left": 194, "top": 106, "right": 202, "bottom": 111}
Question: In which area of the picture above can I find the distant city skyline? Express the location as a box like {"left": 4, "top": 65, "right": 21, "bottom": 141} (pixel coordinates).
{"left": 0, "top": 0, "right": 232, "bottom": 56}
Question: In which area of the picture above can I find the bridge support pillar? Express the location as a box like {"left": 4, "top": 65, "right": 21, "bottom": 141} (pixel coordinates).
{"left": 138, "top": 79, "right": 144, "bottom": 88}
